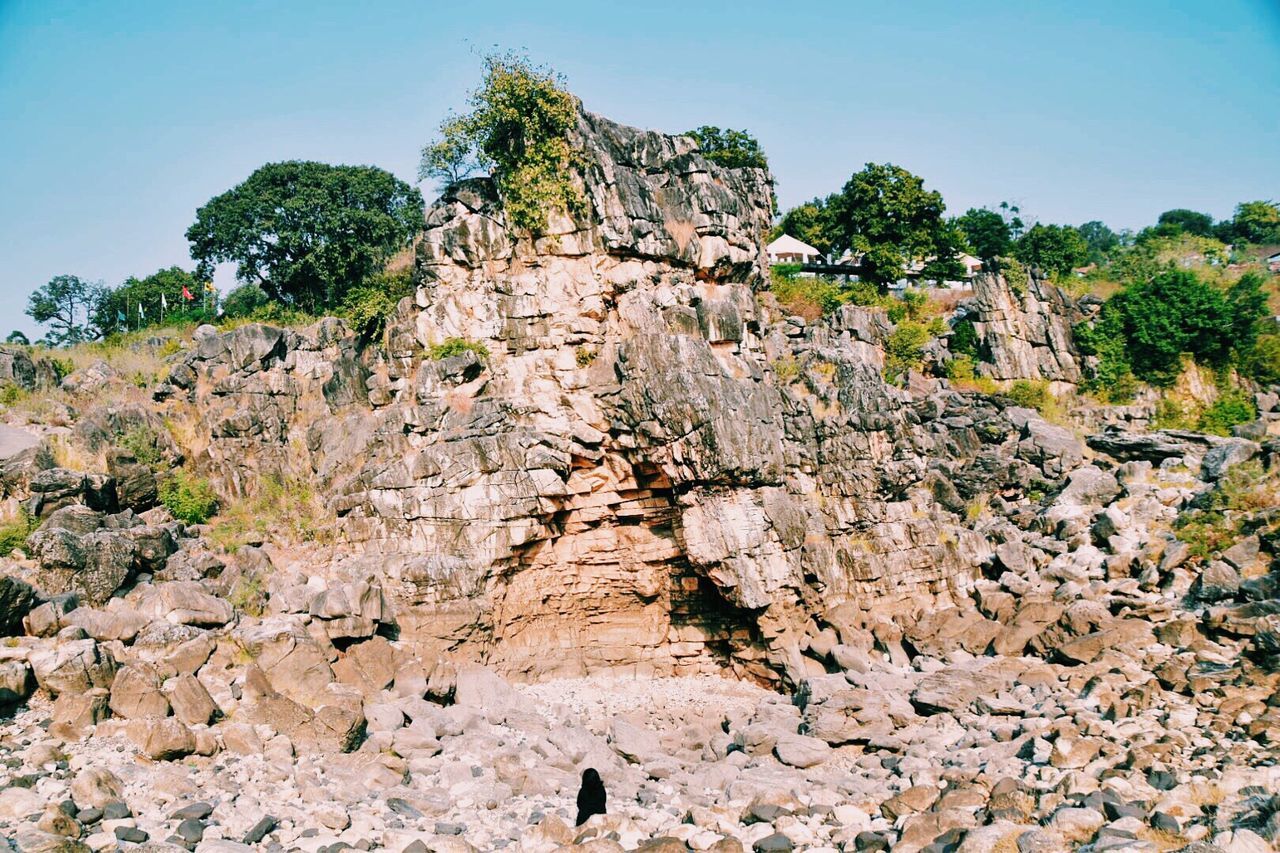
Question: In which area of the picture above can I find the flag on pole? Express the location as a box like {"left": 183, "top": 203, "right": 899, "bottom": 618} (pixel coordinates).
{"left": 116, "top": 309, "right": 126, "bottom": 325}
{"left": 138, "top": 303, "right": 146, "bottom": 321}
{"left": 181, "top": 285, "right": 195, "bottom": 301}
{"left": 204, "top": 281, "right": 217, "bottom": 293}
{"left": 161, "top": 293, "right": 168, "bottom": 311}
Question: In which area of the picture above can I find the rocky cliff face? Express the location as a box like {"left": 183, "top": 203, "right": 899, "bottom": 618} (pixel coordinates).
{"left": 165, "top": 110, "right": 1072, "bottom": 687}
{"left": 964, "top": 273, "right": 1088, "bottom": 388}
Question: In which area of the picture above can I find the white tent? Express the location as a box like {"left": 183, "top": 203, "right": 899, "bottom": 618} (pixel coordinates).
{"left": 767, "top": 234, "right": 824, "bottom": 264}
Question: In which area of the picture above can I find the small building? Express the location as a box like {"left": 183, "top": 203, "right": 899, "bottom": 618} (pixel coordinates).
{"left": 956, "top": 253, "right": 983, "bottom": 278}
{"left": 767, "top": 234, "right": 825, "bottom": 266}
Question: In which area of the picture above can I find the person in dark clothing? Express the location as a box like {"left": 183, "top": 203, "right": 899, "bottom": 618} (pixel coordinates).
{"left": 575, "top": 767, "right": 606, "bottom": 826}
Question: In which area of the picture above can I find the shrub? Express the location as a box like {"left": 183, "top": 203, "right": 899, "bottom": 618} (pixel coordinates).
{"left": 420, "top": 52, "right": 582, "bottom": 233}
{"left": 1000, "top": 257, "right": 1030, "bottom": 297}
{"left": 575, "top": 346, "right": 596, "bottom": 367}
{"left": 1005, "top": 379, "right": 1051, "bottom": 411}
{"left": 221, "top": 283, "right": 271, "bottom": 319}
{"left": 885, "top": 320, "right": 931, "bottom": 380}
{"left": 338, "top": 269, "right": 414, "bottom": 340}
{"left": 428, "top": 338, "right": 490, "bottom": 360}
{"left": 120, "top": 423, "right": 165, "bottom": 469}
{"left": 949, "top": 318, "right": 980, "bottom": 360}
{"left": 1197, "top": 388, "right": 1257, "bottom": 436}
{"left": 944, "top": 355, "right": 977, "bottom": 382}
{"left": 159, "top": 470, "right": 218, "bottom": 524}
{"left": 209, "top": 473, "right": 334, "bottom": 551}
{"left": 772, "top": 355, "right": 802, "bottom": 382}
{"left": 1241, "top": 334, "right": 1280, "bottom": 385}
{"left": 0, "top": 384, "right": 26, "bottom": 407}
{"left": 0, "top": 510, "right": 36, "bottom": 555}
{"left": 228, "top": 573, "right": 267, "bottom": 617}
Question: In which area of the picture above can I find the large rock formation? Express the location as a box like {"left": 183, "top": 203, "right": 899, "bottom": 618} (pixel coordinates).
{"left": 963, "top": 273, "right": 1088, "bottom": 388}
{"left": 166, "top": 109, "right": 1048, "bottom": 686}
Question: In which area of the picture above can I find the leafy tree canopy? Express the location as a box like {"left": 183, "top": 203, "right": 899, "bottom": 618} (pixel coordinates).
{"left": 683, "top": 126, "right": 769, "bottom": 171}
{"left": 5, "top": 331, "right": 30, "bottom": 345}
{"left": 1078, "top": 220, "right": 1119, "bottom": 262}
{"left": 26, "top": 274, "right": 102, "bottom": 346}
{"left": 827, "top": 163, "right": 964, "bottom": 286}
{"left": 93, "top": 266, "right": 209, "bottom": 336}
{"left": 955, "top": 207, "right": 1012, "bottom": 264}
{"left": 420, "top": 52, "right": 581, "bottom": 233}
{"left": 774, "top": 197, "right": 837, "bottom": 255}
{"left": 1156, "top": 208, "right": 1215, "bottom": 237}
{"left": 187, "top": 161, "right": 422, "bottom": 312}
{"left": 1093, "top": 269, "right": 1264, "bottom": 385}
{"left": 1226, "top": 200, "right": 1280, "bottom": 245}
{"left": 1013, "top": 223, "right": 1089, "bottom": 277}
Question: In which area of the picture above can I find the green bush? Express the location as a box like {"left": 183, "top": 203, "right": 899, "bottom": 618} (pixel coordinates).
{"left": 949, "top": 318, "right": 980, "bottom": 360}
{"left": 120, "top": 424, "right": 164, "bottom": 469}
{"left": 420, "top": 52, "right": 582, "bottom": 233}
{"left": 1197, "top": 388, "right": 1257, "bottom": 436}
{"left": 944, "top": 355, "right": 977, "bottom": 382}
{"left": 428, "top": 337, "right": 490, "bottom": 360}
{"left": 160, "top": 470, "right": 218, "bottom": 524}
{"left": 1005, "top": 379, "right": 1051, "bottom": 411}
{"left": 1241, "top": 334, "right": 1280, "bottom": 385}
{"left": 338, "top": 269, "right": 414, "bottom": 340}
{"left": 221, "top": 283, "right": 271, "bottom": 319}
{"left": 0, "top": 510, "right": 36, "bottom": 555}
{"left": 885, "top": 320, "right": 931, "bottom": 380}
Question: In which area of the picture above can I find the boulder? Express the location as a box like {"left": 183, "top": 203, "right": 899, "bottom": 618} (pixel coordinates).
{"left": 773, "top": 732, "right": 832, "bottom": 768}
{"left": 109, "top": 664, "right": 171, "bottom": 719}
{"left": 0, "top": 574, "right": 38, "bottom": 635}
{"left": 140, "top": 581, "right": 233, "bottom": 626}
{"left": 164, "top": 673, "right": 218, "bottom": 725}
{"left": 29, "top": 639, "right": 117, "bottom": 697}
{"left": 127, "top": 716, "right": 196, "bottom": 760}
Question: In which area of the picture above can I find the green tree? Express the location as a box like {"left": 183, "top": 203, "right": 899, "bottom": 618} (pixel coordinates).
{"left": 827, "top": 163, "right": 964, "bottom": 286}
{"left": 775, "top": 197, "right": 837, "bottom": 255}
{"left": 187, "top": 162, "right": 422, "bottom": 312}
{"left": 5, "top": 331, "right": 29, "bottom": 345}
{"left": 26, "top": 274, "right": 102, "bottom": 346}
{"left": 1078, "top": 220, "right": 1118, "bottom": 262}
{"left": 418, "top": 114, "right": 482, "bottom": 187}
{"left": 955, "top": 207, "right": 1012, "bottom": 264}
{"left": 683, "top": 126, "right": 769, "bottom": 170}
{"left": 1104, "top": 270, "right": 1235, "bottom": 384}
{"left": 1226, "top": 271, "right": 1271, "bottom": 354}
{"left": 420, "top": 52, "right": 580, "bottom": 234}
{"left": 1014, "top": 223, "right": 1089, "bottom": 277}
{"left": 93, "top": 266, "right": 209, "bottom": 336}
{"left": 1156, "top": 209, "right": 1215, "bottom": 237}
{"left": 1225, "top": 200, "right": 1280, "bottom": 244}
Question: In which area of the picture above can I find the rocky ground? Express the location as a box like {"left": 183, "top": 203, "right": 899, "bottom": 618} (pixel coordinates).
{"left": 1, "top": 423, "right": 1279, "bottom": 852}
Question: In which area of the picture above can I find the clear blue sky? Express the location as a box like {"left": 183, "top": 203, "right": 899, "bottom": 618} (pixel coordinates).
{"left": 2, "top": 0, "right": 1278, "bottom": 338}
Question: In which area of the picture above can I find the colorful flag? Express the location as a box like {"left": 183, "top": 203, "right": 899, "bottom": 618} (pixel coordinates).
{"left": 204, "top": 281, "right": 217, "bottom": 293}
{"left": 116, "top": 309, "right": 126, "bottom": 325}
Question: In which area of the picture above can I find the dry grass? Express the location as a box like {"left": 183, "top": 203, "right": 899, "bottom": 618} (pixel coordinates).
{"left": 1136, "top": 827, "right": 1189, "bottom": 851}
{"left": 208, "top": 473, "right": 336, "bottom": 553}
{"left": 48, "top": 433, "right": 101, "bottom": 472}
{"left": 1187, "top": 781, "right": 1226, "bottom": 807}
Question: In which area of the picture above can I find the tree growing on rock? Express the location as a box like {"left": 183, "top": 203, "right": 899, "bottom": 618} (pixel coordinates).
{"left": 826, "top": 163, "right": 965, "bottom": 286}
{"left": 25, "top": 274, "right": 103, "bottom": 346}
{"left": 420, "top": 52, "right": 582, "bottom": 234}
{"left": 683, "top": 126, "right": 769, "bottom": 171}
{"left": 186, "top": 162, "right": 422, "bottom": 313}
